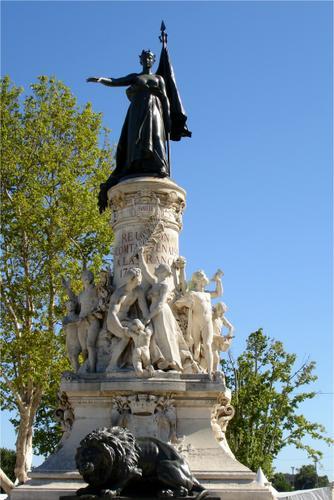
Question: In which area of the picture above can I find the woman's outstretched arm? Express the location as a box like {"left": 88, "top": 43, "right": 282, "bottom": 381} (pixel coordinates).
{"left": 86, "top": 73, "right": 137, "bottom": 87}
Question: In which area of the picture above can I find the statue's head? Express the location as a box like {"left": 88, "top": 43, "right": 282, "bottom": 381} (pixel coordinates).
{"left": 139, "top": 49, "right": 156, "bottom": 68}
{"left": 75, "top": 427, "right": 139, "bottom": 490}
{"left": 213, "top": 301, "right": 228, "bottom": 318}
{"left": 82, "top": 270, "right": 94, "bottom": 286}
{"left": 192, "top": 270, "right": 209, "bottom": 288}
{"left": 123, "top": 267, "right": 142, "bottom": 288}
{"left": 76, "top": 438, "right": 111, "bottom": 487}
{"left": 130, "top": 318, "right": 145, "bottom": 333}
{"left": 155, "top": 263, "right": 172, "bottom": 280}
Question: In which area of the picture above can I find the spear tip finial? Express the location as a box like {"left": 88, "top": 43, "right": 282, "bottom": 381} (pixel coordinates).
{"left": 159, "top": 20, "right": 167, "bottom": 46}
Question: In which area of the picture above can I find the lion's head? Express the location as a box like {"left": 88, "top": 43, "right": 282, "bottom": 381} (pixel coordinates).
{"left": 75, "top": 426, "right": 140, "bottom": 489}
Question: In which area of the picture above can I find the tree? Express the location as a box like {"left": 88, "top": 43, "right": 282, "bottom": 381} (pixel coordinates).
{"left": 221, "top": 329, "right": 333, "bottom": 478}
{"left": 0, "top": 75, "right": 113, "bottom": 483}
{"left": 10, "top": 377, "right": 64, "bottom": 459}
{"left": 271, "top": 472, "right": 293, "bottom": 492}
{"left": 294, "top": 465, "right": 329, "bottom": 490}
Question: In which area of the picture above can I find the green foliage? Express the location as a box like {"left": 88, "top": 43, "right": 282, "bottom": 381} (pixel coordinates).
{"left": 294, "top": 465, "right": 329, "bottom": 490}
{"left": 0, "top": 75, "right": 114, "bottom": 473}
{"left": 271, "top": 473, "right": 293, "bottom": 492}
{"left": 0, "top": 448, "right": 16, "bottom": 482}
{"left": 8, "top": 389, "right": 63, "bottom": 458}
{"left": 32, "top": 382, "right": 63, "bottom": 457}
{"left": 221, "top": 329, "right": 333, "bottom": 478}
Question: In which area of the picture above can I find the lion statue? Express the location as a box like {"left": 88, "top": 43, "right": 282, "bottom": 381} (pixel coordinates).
{"left": 75, "top": 426, "right": 209, "bottom": 498}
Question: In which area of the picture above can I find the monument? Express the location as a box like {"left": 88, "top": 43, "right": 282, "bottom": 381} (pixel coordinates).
{"left": 11, "top": 23, "right": 274, "bottom": 500}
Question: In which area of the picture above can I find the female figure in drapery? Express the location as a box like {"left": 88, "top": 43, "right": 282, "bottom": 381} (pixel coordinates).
{"left": 87, "top": 50, "right": 171, "bottom": 212}
{"left": 138, "top": 248, "right": 182, "bottom": 371}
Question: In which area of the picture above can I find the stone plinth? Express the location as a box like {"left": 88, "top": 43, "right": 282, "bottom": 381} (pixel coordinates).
{"left": 32, "top": 373, "right": 235, "bottom": 474}
{"left": 11, "top": 373, "right": 274, "bottom": 500}
{"left": 108, "top": 177, "right": 186, "bottom": 287}
{"left": 60, "top": 497, "right": 221, "bottom": 500}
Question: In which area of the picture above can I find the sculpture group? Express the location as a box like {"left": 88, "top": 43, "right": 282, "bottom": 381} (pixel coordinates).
{"left": 62, "top": 248, "right": 234, "bottom": 379}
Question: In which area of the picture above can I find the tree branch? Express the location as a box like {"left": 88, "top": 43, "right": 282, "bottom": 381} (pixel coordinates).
{"left": 0, "top": 370, "right": 24, "bottom": 411}
{"left": 1, "top": 291, "right": 21, "bottom": 335}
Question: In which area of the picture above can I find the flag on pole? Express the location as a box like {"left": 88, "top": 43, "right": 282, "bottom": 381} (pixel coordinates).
{"left": 156, "top": 21, "right": 192, "bottom": 142}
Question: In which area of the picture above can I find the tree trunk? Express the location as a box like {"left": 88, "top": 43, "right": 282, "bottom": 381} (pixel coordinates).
{"left": 14, "top": 388, "right": 42, "bottom": 483}
{"left": 25, "top": 428, "right": 33, "bottom": 474}
{"left": 26, "top": 390, "right": 41, "bottom": 473}
{"left": 14, "top": 408, "right": 31, "bottom": 483}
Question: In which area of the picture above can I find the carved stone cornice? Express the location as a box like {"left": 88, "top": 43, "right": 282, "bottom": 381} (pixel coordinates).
{"left": 108, "top": 178, "right": 186, "bottom": 231}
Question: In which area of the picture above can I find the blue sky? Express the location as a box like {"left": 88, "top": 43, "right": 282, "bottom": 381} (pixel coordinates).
{"left": 1, "top": 0, "right": 333, "bottom": 480}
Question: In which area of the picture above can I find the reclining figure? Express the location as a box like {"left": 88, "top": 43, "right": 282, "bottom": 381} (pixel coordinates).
{"left": 75, "top": 426, "right": 209, "bottom": 498}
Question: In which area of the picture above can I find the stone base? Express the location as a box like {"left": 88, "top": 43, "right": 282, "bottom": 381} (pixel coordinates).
{"left": 60, "top": 497, "right": 220, "bottom": 500}
{"left": 11, "top": 479, "right": 274, "bottom": 500}
{"left": 11, "top": 373, "right": 274, "bottom": 500}
{"left": 10, "top": 478, "right": 84, "bottom": 500}
{"left": 32, "top": 372, "right": 242, "bottom": 475}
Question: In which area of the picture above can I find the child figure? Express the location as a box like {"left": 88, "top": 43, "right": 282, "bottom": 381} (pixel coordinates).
{"left": 128, "top": 319, "right": 155, "bottom": 378}
{"left": 212, "top": 302, "right": 234, "bottom": 372}
{"left": 63, "top": 300, "right": 87, "bottom": 373}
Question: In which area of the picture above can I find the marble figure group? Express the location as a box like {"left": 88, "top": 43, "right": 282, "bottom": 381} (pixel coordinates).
{"left": 62, "top": 251, "right": 233, "bottom": 378}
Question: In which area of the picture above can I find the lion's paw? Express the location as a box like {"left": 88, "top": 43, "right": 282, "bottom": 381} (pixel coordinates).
{"left": 175, "top": 486, "right": 189, "bottom": 497}
{"left": 100, "top": 488, "right": 118, "bottom": 498}
{"left": 159, "top": 489, "right": 174, "bottom": 497}
{"left": 76, "top": 486, "right": 96, "bottom": 496}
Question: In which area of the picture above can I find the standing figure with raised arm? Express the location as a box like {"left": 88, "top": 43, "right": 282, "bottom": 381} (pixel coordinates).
{"left": 87, "top": 50, "right": 171, "bottom": 212}
{"left": 138, "top": 248, "right": 182, "bottom": 371}
{"left": 106, "top": 267, "right": 151, "bottom": 371}
{"left": 174, "top": 269, "right": 224, "bottom": 379}
{"left": 211, "top": 302, "right": 234, "bottom": 372}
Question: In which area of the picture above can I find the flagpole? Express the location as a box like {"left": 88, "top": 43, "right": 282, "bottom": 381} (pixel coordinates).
{"left": 159, "top": 21, "right": 171, "bottom": 177}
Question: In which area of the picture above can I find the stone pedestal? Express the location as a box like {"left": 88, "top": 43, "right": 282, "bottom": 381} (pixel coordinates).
{"left": 60, "top": 497, "right": 221, "bottom": 500}
{"left": 12, "top": 373, "right": 274, "bottom": 500}
{"left": 108, "top": 177, "right": 185, "bottom": 287}
{"left": 27, "top": 373, "right": 235, "bottom": 473}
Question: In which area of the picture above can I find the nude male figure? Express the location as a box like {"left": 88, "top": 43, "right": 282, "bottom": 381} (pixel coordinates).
{"left": 175, "top": 269, "right": 223, "bottom": 378}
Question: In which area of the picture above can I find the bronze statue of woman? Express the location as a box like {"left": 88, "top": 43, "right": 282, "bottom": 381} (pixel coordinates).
{"left": 87, "top": 49, "right": 171, "bottom": 212}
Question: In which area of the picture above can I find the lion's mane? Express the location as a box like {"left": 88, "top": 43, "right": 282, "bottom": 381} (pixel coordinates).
{"left": 75, "top": 426, "right": 140, "bottom": 489}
